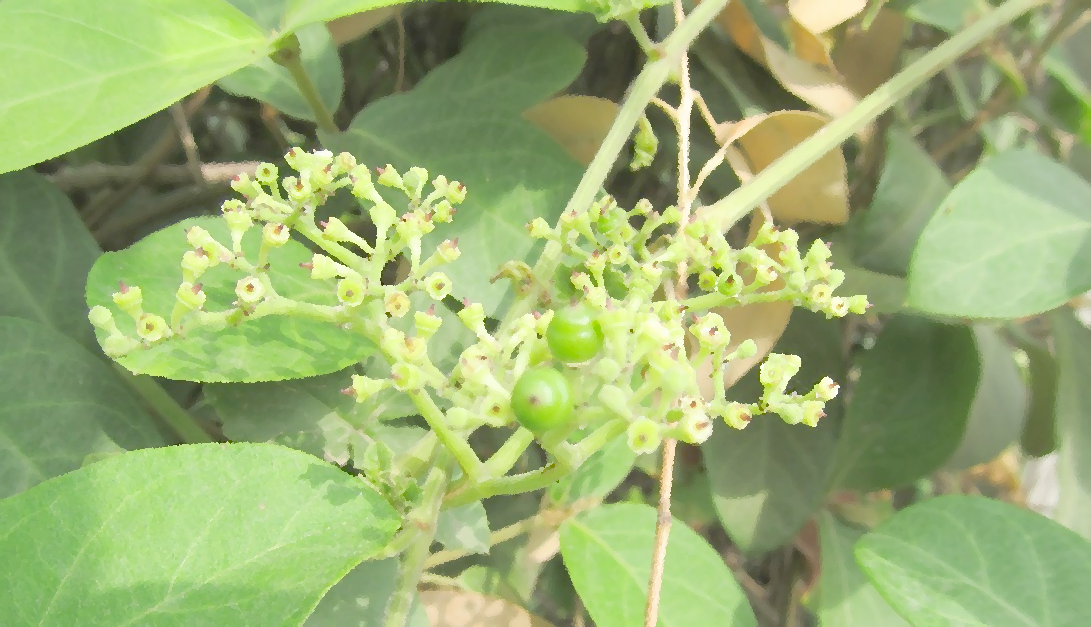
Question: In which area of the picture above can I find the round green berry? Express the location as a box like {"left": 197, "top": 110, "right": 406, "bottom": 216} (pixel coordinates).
{"left": 547, "top": 302, "right": 604, "bottom": 363}
{"left": 511, "top": 367, "right": 573, "bottom": 433}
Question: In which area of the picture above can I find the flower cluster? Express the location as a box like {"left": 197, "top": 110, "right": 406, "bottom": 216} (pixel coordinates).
{"left": 89, "top": 147, "right": 869, "bottom": 496}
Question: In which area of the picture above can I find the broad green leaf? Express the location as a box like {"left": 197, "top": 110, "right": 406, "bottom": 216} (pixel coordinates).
{"left": 856, "top": 494, "right": 1091, "bottom": 626}
{"left": 559, "top": 503, "right": 756, "bottom": 627}
{"left": 1051, "top": 310, "right": 1091, "bottom": 540}
{"left": 329, "top": 27, "right": 586, "bottom": 313}
{"left": 830, "top": 315, "right": 979, "bottom": 491}
{"left": 219, "top": 23, "right": 343, "bottom": 123}
{"left": 0, "top": 171, "right": 102, "bottom": 350}
{"left": 0, "top": 0, "right": 268, "bottom": 174}
{"left": 944, "top": 325, "right": 1027, "bottom": 470}
{"left": 436, "top": 501, "right": 491, "bottom": 554}
{"left": 831, "top": 242, "right": 906, "bottom": 314}
{"left": 465, "top": 4, "right": 604, "bottom": 46}
{"left": 85, "top": 217, "right": 375, "bottom": 382}
{"left": 306, "top": 557, "right": 429, "bottom": 627}
{"left": 0, "top": 317, "right": 163, "bottom": 498}
{"left": 208, "top": 370, "right": 368, "bottom": 464}
{"left": 849, "top": 129, "right": 949, "bottom": 277}
{"left": 906, "top": 150, "right": 1091, "bottom": 318}
{"left": 704, "top": 310, "right": 842, "bottom": 554}
{"left": 1014, "top": 329, "right": 1059, "bottom": 457}
{"left": 0, "top": 443, "right": 401, "bottom": 626}
{"left": 549, "top": 435, "right": 635, "bottom": 504}
{"left": 816, "top": 512, "right": 908, "bottom": 627}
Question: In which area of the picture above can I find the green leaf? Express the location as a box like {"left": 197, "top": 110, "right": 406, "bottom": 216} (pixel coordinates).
{"left": 856, "top": 494, "right": 1091, "bottom": 626}
{"left": 944, "top": 325, "right": 1027, "bottom": 470}
{"left": 830, "top": 315, "right": 979, "bottom": 491}
{"left": 816, "top": 512, "right": 908, "bottom": 627}
{"left": 306, "top": 557, "right": 429, "bottom": 627}
{"left": 704, "top": 310, "right": 842, "bottom": 554}
{"left": 906, "top": 150, "right": 1091, "bottom": 319}
{"left": 85, "top": 216, "right": 375, "bottom": 382}
{"left": 559, "top": 503, "right": 756, "bottom": 627}
{"left": 1013, "top": 329, "right": 1059, "bottom": 457}
{"left": 465, "top": 4, "right": 603, "bottom": 46}
{"left": 849, "top": 129, "right": 949, "bottom": 277}
{"left": 0, "top": 171, "right": 102, "bottom": 350}
{"left": 219, "top": 23, "right": 343, "bottom": 123}
{"left": 549, "top": 435, "right": 635, "bottom": 504}
{"left": 208, "top": 370, "right": 366, "bottom": 463}
{"left": 0, "top": 317, "right": 164, "bottom": 498}
{"left": 894, "top": 0, "right": 981, "bottom": 33}
{"left": 0, "top": 0, "right": 268, "bottom": 174}
{"left": 328, "top": 27, "right": 586, "bottom": 313}
{"left": 0, "top": 442, "right": 401, "bottom": 626}
{"left": 435, "top": 501, "right": 491, "bottom": 554}
{"left": 1050, "top": 310, "right": 1091, "bottom": 540}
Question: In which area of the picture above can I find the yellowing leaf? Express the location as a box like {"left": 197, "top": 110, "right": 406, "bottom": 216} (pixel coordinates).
{"left": 833, "top": 9, "right": 906, "bottom": 97}
{"left": 327, "top": 7, "right": 400, "bottom": 46}
{"left": 421, "top": 590, "right": 557, "bottom": 627}
{"left": 714, "top": 111, "right": 849, "bottom": 225}
{"left": 523, "top": 95, "right": 619, "bottom": 166}
{"left": 788, "top": 0, "right": 868, "bottom": 34}
{"left": 715, "top": 1, "right": 867, "bottom": 132}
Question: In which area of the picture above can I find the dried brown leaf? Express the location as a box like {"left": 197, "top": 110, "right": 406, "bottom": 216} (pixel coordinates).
{"left": 523, "top": 95, "right": 619, "bottom": 166}
{"left": 833, "top": 9, "right": 905, "bottom": 97}
{"left": 788, "top": 0, "right": 868, "bottom": 34}
{"left": 421, "top": 590, "right": 556, "bottom": 627}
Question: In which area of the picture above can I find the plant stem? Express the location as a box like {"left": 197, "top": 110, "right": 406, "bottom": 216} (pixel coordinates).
{"left": 510, "top": 0, "right": 731, "bottom": 326}
{"left": 274, "top": 34, "right": 339, "bottom": 136}
{"left": 700, "top": 0, "right": 1048, "bottom": 232}
{"left": 383, "top": 460, "right": 449, "bottom": 627}
{"left": 112, "top": 365, "right": 212, "bottom": 443}
{"left": 442, "top": 419, "right": 629, "bottom": 508}
{"left": 423, "top": 513, "right": 540, "bottom": 569}
{"left": 644, "top": 437, "right": 677, "bottom": 627}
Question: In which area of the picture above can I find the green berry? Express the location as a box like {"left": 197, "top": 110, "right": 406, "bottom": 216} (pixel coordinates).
{"left": 547, "top": 302, "right": 604, "bottom": 363}
{"left": 510, "top": 367, "right": 573, "bottom": 433}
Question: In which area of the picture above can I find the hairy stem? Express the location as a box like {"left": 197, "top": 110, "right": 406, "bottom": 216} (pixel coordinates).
{"left": 383, "top": 460, "right": 449, "bottom": 627}
{"left": 273, "top": 34, "right": 339, "bottom": 136}
{"left": 701, "top": 0, "right": 1048, "bottom": 232}
{"left": 423, "top": 513, "right": 540, "bottom": 569}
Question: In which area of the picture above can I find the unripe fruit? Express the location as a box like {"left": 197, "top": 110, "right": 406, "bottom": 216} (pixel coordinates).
{"left": 546, "top": 302, "right": 604, "bottom": 363}
{"left": 510, "top": 367, "right": 573, "bottom": 433}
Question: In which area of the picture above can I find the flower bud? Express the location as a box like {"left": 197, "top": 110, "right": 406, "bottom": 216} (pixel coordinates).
{"left": 605, "top": 244, "right": 628, "bottom": 266}
{"left": 262, "top": 222, "right": 290, "bottom": 247}
{"left": 235, "top": 276, "right": 265, "bottom": 304}
{"left": 801, "top": 401, "right": 825, "bottom": 427}
{"left": 826, "top": 269, "right": 846, "bottom": 290}
{"left": 321, "top": 216, "right": 353, "bottom": 242}
{"left": 809, "top": 284, "right": 832, "bottom": 309}
{"left": 458, "top": 301, "right": 486, "bottom": 332}
{"left": 759, "top": 353, "right": 802, "bottom": 391}
{"left": 698, "top": 271, "right": 718, "bottom": 292}
{"left": 181, "top": 249, "right": 212, "bottom": 279}
{"left": 346, "top": 374, "right": 387, "bottom": 402}
{"left": 437, "top": 239, "right": 461, "bottom": 263}
{"left": 88, "top": 305, "right": 114, "bottom": 329}
{"left": 814, "top": 376, "right": 839, "bottom": 401}
{"left": 717, "top": 271, "right": 742, "bottom": 298}
{"left": 423, "top": 273, "right": 452, "bottom": 301}
{"left": 402, "top": 166, "right": 428, "bottom": 200}
{"left": 527, "top": 217, "right": 552, "bottom": 239}
{"left": 627, "top": 418, "right": 661, "bottom": 455}
{"left": 391, "top": 362, "right": 422, "bottom": 391}
{"left": 445, "top": 181, "right": 467, "bottom": 205}
{"left": 222, "top": 203, "right": 253, "bottom": 235}
{"left": 481, "top": 391, "right": 513, "bottom": 427}
{"left": 308, "top": 254, "right": 350, "bottom": 281}
{"left": 251, "top": 195, "right": 293, "bottom": 223}
{"left": 370, "top": 200, "right": 398, "bottom": 232}
{"left": 254, "top": 162, "right": 278, "bottom": 185}
{"left": 829, "top": 297, "right": 850, "bottom": 317}
{"left": 230, "top": 172, "right": 262, "bottom": 199}
{"left": 176, "top": 282, "right": 207, "bottom": 310}
{"left": 719, "top": 401, "right": 753, "bottom": 429}
{"left": 136, "top": 313, "right": 169, "bottom": 343}
{"left": 112, "top": 283, "right": 143, "bottom": 314}
{"left": 734, "top": 339, "right": 758, "bottom": 360}
{"left": 384, "top": 289, "right": 411, "bottom": 317}
{"left": 377, "top": 165, "right": 403, "bottom": 188}
{"left": 691, "top": 313, "right": 729, "bottom": 349}
{"left": 337, "top": 277, "right": 367, "bottom": 307}
{"left": 848, "top": 295, "right": 870, "bottom": 315}
{"left": 678, "top": 410, "right": 713, "bottom": 444}
{"left": 432, "top": 199, "right": 455, "bottom": 223}
{"left": 599, "top": 384, "right": 632, "bottom": 419}
{"left": 414, "top": 308, "right": 443, "bottom": 338}
{"left": 592, "top": 357, "right": 622, "bottom": 382}
{"left": 755, "top": 263, "right": 778, "bottom": 285}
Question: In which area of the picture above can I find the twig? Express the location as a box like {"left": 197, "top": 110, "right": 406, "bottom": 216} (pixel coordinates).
{"left": 81, "top": 87, "right": 211, "bottom": 228}
{"left": 645, "top": 6, "right": 691, "bottom": 624}
{"left": 169, "top": 103, "right": 204, "bottom": 183}
{"left": 93, "top": 182, "right": 232, "bottom": 243}
{"left": 395, "top": 12, "right": 407, "bottom": 93}
{"left": 273, "top": 34, "right": 339, "bottom": 135}
{"left": 48, "top": 162, "right": 258, "bottom": 191}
